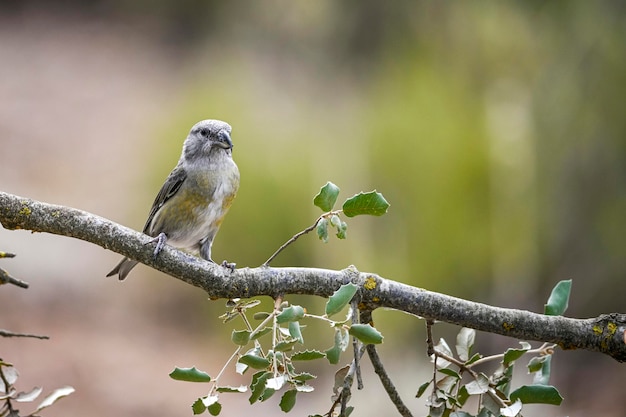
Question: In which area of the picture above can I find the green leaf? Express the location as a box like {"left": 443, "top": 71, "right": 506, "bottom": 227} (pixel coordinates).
{"left": 527, "top": 355, "right": 548, "bottom": 373}
{"left": 316, "top": 218, "right": 329, "bottom": 243}
{"left": 279, "top": 389, "right": 297, "bottom": 412}
{"left": 292, "top": 350, "right": 325, "bottom": 361}
{"left": 239, "top": 354, "right": 270, "bottom": 370}
{"left": 274, "top": 338, "right": 299, "bottom": 352}
{"left": 510, "top": 384, "right": 563, "bottom": 405}
{"left": 325, "top": 283, "right": 358, "bottom": 317}
{"left": 544, "top": 279, "right": 572, "bottom": 316}
{"left": 191, "top": 398, "right": 206, "bottom": 414}
{"left": 253, "top": 312, "right": 271, "bottom": 320}
{"left": 465, "top": 352, "right": 482, "bottom": 365}
{"left": 313, "top": 182, "right": 340, "bottom": 212}
{"left": 336, "top": 220, "right": 348, "bottom": 239}
{"left": 503, "top": 342, "right": 531, "bottom": 365}
{"left": 276, "top": 305, "right": 305, "bottom": 324}
{"left": 438, "top": 368, "right": 460, "bottom": 379}
{"left": 293, "top": 372, "right": 316, "bottom": 382}
{"left": 325, "top": 329, "right": 348, "bottom": 364}
{"left": 415, "top": 381, "right": 431, "bottom": 398}
{"left": 250, "top": 327, "right": 272, "bottom": 341}
{"left": 456, "top": 385, "right": 470, "bottom": 406}
{"left": 216, "top": 385, "right": 247, "bottom": 393}
{"left": 169, "top": 367, "right": 212, "bottom": 383}
{"left": 465, "top": 373, "right": 490, "bottom": 395}
{"left": 342, "top": 191, "right": 390, "bottom": 217}
{"left": 207, "top": 401, "right": 222, "bottom": 416}
{"left": 348, "top": 324, "right": 383, "bottom": 344}
{"left": 231, "top": 329, "right": 251, "bottom": 346}
{"left": 531, "top": 355, "right": 552, "bottom": 385}
{"left": 249, "top": 371, "right": 271, "bottom": 404}
{"left": 288, "top": 321, "right": 304, "bottom": 343}
{"left": 455, "top": 327, "right": 475, "bottom": 362}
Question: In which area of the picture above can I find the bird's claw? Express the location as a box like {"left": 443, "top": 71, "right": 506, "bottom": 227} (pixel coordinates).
{"left": 146, "top": 232, "right": 168, "bottom": 260}
{"left": 221, "top": 260, "right": 236, "bottom": 272}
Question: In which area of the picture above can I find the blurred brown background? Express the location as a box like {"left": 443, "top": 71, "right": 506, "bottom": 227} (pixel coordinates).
{"left": 1, "top": 1, "right": 625, "bottom": 416}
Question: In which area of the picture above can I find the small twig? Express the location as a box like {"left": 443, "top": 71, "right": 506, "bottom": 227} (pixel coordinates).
{"left": 366, "top": 343, "right": 414, "bottom": 417}
{"left": 263, "top": 210, "right": 342, "bottom": 266}
{"left": 0, "top": 364, "right": 15, "bottom": 413}
{"left": 271, "top": 296, "right": 283, "bottom": 379}
{"left": 0, "top": 329, "right": 49, "bottom": 339}
{"left": 0, "top": 251, "right": 16, "bottom": 258}
{"left": 325, "top": 346, "right": 366, "bottom": 417}
{"left": 263, "top": 216, "right": 325, "bottom": 266}
{"left": 352, "top": 302, "right": 363, "bottom": 390}
{"left": 0, "top": 268, "right": 28, "bottom": 289}
{"left": 469, "top": 342, "right": 556, "bottom": 367}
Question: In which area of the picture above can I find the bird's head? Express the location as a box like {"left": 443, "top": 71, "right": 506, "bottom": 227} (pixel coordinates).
{"left": 183, "top": 119, "right": 233, "bottom": 161}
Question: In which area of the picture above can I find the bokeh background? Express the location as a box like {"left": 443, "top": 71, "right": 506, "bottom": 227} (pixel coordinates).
{"left": 1, "top": 1, "right": 625, "bottom": 416}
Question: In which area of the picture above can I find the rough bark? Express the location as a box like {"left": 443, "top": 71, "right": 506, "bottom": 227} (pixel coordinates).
{"left": 1, "top": 191, "right": 625, "bottom": 362}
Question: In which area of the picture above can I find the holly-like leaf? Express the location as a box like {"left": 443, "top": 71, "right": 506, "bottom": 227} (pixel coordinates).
{"left": 231, "top": 329, "right": 251, "bottom": 346}
{"left": 544, "top": 279, "right": 572, "bottom": 316}
{"left": 336, "top": 220, "right": 348, "bottom": 239}
{"left": 465, "top": 373, "right": 490, "bottom": 395}
{"left": 276, "top": 305, "right": 305, "bottom": 323}
{"left": 279, "top": 389, "right": 297, "bottom": 412}
{"left": 438, "top": 368, "right": 460, "bottom": 379}
{"left": 348, "top": 324, "right": 383, "bottom": 345}
{"left": 14, "top": 386, "right": 42, "bottom": 402}
{"left": 292, "top": 350, "right": 326, "bottom": 361}
{"left": 325, "top": 283, "right": 358, "bottom": 317}
{"left": 455, "top": 327, "right": 475, "bottom": 362}
{"left": 169, "top": 367, "right": 212, "bottom": 383}
{"left": 342, "top": 191, "right": 390, "bottom": 217}
{"left": 274, "top": 338, "right": 299, "bottom": 352}
{"left": 216, "top": 385, "right": 247, "bottom": 393}
{"left": 314, "top": 182, "right": 340, "bottom": 212}
{"left": 510, "top": 385, "right": 563, "bottom": 405}
{"left": 503, "top": 341, "right": 531, "bottom": 365}
{"left": 288, "top": 321, "right": 304, "bottom": 343}
{"left": 325, "top": 329, "right": 349, "bottom": 364}
{"left": 293, "top": 372, "right": 317, "bottom": 382}
{"left": 207, "top": 401, "right": 222, "bottom": 416}
{"left": 531, "top": 355, "right": 552, "bottom": 385}
{"left": 238, "top": 354, "right": 270, "bottom": 370}
{"left": 317, "top": 218, "right": 329, "bottom": 242}
{"left": 249, "top": 371, "right": 272, "bottom": 404}
{"left": 250, "top": 327, "right": 272, "bottom": 341}
{"left": 33, "top": 386, "right": 75, "bottom": 413}
{"left": 191, "top": 398, "right": 206, "bottom": 415}
{"left": 416, "top": 381, "right": 431, "bottom": 398}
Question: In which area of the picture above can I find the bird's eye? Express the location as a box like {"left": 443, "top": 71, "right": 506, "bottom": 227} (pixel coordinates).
{"left": 200, "top": 128, "right": 208, "bottom": 137}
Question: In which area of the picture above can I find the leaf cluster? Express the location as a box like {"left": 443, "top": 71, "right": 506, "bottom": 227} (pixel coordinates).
{"left": 0, "top": 361, "right": 74, "bottom": 417}
{"left": 170, "top": 284, "right": 383, "bottom": 415}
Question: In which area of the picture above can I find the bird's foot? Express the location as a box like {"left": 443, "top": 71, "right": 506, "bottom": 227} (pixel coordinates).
{"left": 221, "top": 260, "right": 236, "bottom": 272}
{"left": 146, "top": 232, "right": 168, "bottom": 259}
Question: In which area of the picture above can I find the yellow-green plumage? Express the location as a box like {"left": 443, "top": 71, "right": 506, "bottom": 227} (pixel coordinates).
{"left": 107, "top": 119, "right": 240, "bottom": 280}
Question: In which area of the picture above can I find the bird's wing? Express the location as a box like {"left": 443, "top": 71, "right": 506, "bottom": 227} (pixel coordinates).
{"left": 142, "top": 165, "right": 187, "bottom": 234}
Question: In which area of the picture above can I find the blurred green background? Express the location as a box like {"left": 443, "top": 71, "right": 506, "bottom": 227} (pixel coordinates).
{"left": 1, "top": 1, "right": 624, "bottom": 416}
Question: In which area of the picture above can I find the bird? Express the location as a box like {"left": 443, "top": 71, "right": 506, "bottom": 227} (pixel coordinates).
{"left": 107, "top": 119, "right": 240, "bottom": 280}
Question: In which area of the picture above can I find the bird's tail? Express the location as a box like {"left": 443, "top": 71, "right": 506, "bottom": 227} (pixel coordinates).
{"left": 106, "top": 257, "right": 139, "bottom": 281}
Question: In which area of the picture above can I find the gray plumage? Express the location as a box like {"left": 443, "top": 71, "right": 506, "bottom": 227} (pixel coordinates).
{"left": 107, "top": 119, "right": 240, "bottom": 280}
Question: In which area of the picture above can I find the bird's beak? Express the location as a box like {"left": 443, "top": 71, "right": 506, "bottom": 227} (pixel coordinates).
{"left": 215, "top": 130, "right": 233, "bottom": 149}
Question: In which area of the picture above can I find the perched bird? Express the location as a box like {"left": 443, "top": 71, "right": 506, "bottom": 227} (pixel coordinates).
{"left": 107, "top": 119, "right": 240, "bottom": 280}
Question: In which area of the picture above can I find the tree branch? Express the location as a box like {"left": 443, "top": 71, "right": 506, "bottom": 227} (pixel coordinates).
{"left": 0, "top": 191, "right": 625, "bottom": 362}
